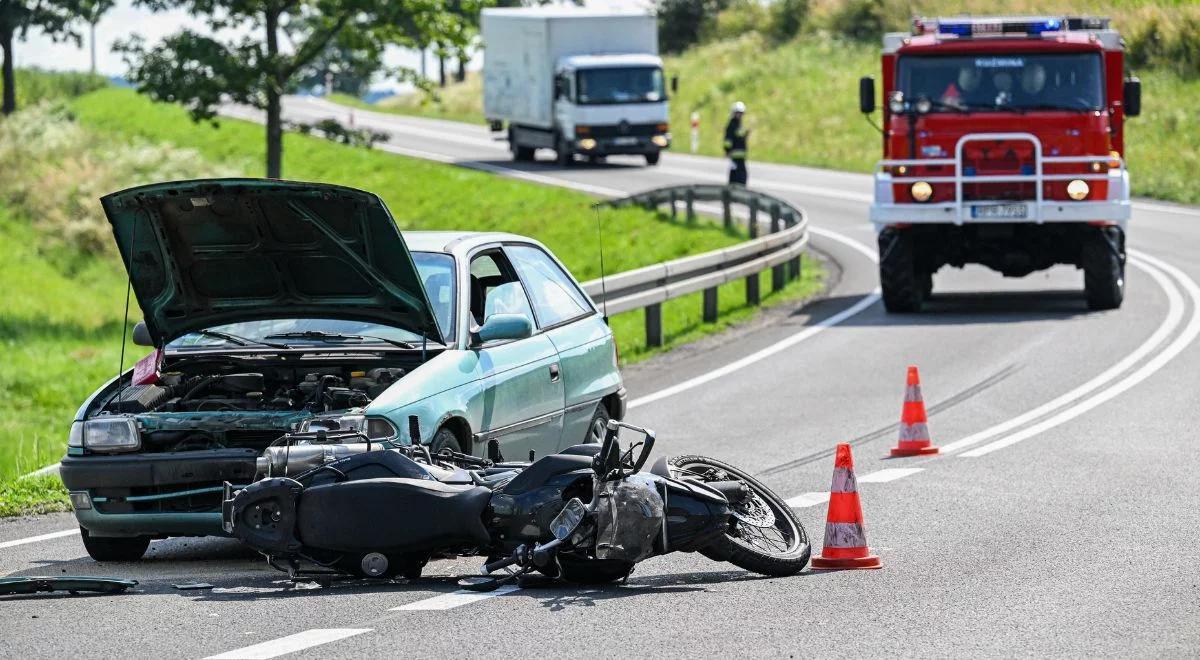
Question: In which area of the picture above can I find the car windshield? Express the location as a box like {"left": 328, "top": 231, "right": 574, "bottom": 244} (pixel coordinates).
{"left": 897, "top": 52, "right": 1104, "bottom": 112}
{"left": 167, "top": 252, "right": 457, "bottom": 349}
{"left": 576, "top": 66, "right": 665, "bottom": 105}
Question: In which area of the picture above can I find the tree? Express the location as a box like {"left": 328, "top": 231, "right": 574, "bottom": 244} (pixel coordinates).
{"left": 0, "top": 0, "right": 109, "bottom": 115}
{"left": 655, "top": 0, "right": 727, "bottom": 55}
{"left": 117, "top": 0, "right": 473, "bottom": 178}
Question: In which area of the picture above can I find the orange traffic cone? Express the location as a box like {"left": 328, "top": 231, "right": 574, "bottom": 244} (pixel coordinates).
{"left": 811, "top": 444, "right": 881, "bottom": 570}
{"left": 890, "top": 365, "right": 939, "bottom": 457}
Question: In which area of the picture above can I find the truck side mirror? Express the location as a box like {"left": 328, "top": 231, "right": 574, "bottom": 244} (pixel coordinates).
{"left": 859, "top": 76, "right": 876, "bottom": 114}
{"left": 671, "top": 75, "right": 679, "bottom": 94}
{"left": 132, "top": 321, "right": 154, "bottom": 347}
{"left": 1123, "top": 77, "right": 1141, "bottom": 117}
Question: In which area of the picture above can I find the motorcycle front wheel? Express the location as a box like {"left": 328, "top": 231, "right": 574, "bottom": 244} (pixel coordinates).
{"left": 668, "top": 455, "right": 810, "bottom": 576}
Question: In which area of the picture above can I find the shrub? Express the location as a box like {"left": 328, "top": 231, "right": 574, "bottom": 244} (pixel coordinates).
{"left": 827, "top": 0, "right": 889, "bottom": 42}
{"left": 768, "top": 0, "right": 810, "bottom": 43}
{"left": 708, "top": 0, "right": 771, "bottom": 41}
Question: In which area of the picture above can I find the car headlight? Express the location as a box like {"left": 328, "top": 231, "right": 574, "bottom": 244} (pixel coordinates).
{"left": 68, "top": 421, "right": 84, "bottom": 448}
{"left": 1067, "top": 179, "right": 1090, "bottom": 200}
{"left": 82, "top": 417, "right": 140, "bottom": 452}
{"left": 910, "top": 181, "right": 933, "bottom": 202}
{"left": 651, "top": 134, "right": 669, "bottom": 147}
{"left": 578, "top": 138, "right": 597, "bottom": 150}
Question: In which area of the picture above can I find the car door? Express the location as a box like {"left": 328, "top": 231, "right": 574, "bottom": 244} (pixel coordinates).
{"left": 505, "top": 243, "right": 619, "bottom": 450}
{"left": 468, "top": 249, "right": 565, "bottom": 461}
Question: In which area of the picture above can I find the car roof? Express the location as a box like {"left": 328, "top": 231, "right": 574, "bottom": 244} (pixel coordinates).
{"left": 401, "top": 230, "right": 544, "bottom": 256}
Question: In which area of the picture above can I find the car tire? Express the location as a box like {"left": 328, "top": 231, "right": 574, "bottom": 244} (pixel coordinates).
{"left": 878, "top": 227, "right": 924, "bottom": 313}
{"left": 80, "top": 527, "right": 151, "bottom": 562}
{"left": 430, "top": 426, "right": 464, "bottom": 454}
{"left": 586, "top": 404, "right": 610, "bottom": 444}
{"left": 555, "top": 139, "right": 573, "bottom": 167}
{"left": 644, "top": 151, "right": 661, "bottom": 166}
{"left": 1083, "top": 227, "right": 1125, "bottom": 310}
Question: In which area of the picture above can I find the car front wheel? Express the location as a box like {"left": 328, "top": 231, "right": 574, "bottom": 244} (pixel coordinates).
{"left": 81, "top": 527, "right": 150, "bottom": 562}
{"left": 586, "top": 404, "right": 610, "bottom": 444}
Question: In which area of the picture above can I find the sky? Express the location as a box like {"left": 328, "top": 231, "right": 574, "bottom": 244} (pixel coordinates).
{"left": 16, "top": 0, "right": 654, "bottom": 87}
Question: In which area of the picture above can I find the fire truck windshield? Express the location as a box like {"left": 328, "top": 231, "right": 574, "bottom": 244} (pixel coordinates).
{"left": 897, "top": 52, "right": 1104, "bottom": 113}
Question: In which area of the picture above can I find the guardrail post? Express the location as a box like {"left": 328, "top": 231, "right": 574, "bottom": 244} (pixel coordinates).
{"left": 721, "top": 188, "right": 732, "bottom": 230}
{"left": 669, "top": 190, "right": 678, "bottom": 220}
{"left": 785, "top": 211, "right": 801, "bottom": 281}
{"left": 771, "top": 204, "right": 786, "bottom": 293}
{"left": 645, "top": 303, "right": 663, "bottom": 348}
{"left": 748, "top": 198, "right": 758, "bottom": 238}
{"left": 703, "top": 287, "right": 718, "bottom": 323}
{"left": 685, "top": 188, "right": 695, "bottom": 223}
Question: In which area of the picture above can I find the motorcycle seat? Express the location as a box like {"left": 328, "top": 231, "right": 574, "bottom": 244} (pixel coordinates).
{"left": 496, "top": 453, "right": 593, "bottom": 496}
{"left": 296, "top": 478, "right": 491, "bottom": 552}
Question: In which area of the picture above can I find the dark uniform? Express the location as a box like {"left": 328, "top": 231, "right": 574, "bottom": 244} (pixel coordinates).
{"left": 724, "top": 115, "right": 749, "bottom": 185}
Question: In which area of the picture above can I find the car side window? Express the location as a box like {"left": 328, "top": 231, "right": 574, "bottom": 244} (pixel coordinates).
{"left": 469, "top": 251, "right": 535, "bottom": 328}
{"left": 506, "top": 245, "right": 593, "bottom": 328}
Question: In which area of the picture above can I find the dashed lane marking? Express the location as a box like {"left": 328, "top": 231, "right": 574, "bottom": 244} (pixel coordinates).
{"left": 204, "top": 628, "right": 372, "bottom": 659}
{"left": 390, "top": 584, "right": 521, "bottom": 611}
{"left": 0, "top": 528, "right": 79, "bottom": 550}
{"left": 786, "top": 468, "right": 924, "bottom": 508}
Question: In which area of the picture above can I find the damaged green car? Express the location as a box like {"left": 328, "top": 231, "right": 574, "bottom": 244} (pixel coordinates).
{"left": 62, "top": 179, "right": 626, "bottom": 561}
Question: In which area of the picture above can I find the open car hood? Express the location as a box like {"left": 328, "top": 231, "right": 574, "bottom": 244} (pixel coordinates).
{"left": 102, "top": 179, "right": 441, "bottom": 347}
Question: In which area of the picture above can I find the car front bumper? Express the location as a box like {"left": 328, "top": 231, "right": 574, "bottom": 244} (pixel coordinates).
{"left": 61, "top": 449, "right": 259, "bottom": 538}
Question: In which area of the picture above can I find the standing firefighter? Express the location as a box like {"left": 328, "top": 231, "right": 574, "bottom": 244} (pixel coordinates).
{"left": 724, "top": 101, "right": 750, "bottom": 185}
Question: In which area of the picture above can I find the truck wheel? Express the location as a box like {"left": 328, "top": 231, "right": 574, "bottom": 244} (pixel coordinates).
{"left": 644, "top": 152, "right": 660, "bottom": 166}
{"left": 81, "top": 527, "right": 150, "bottom": 562}
{"left": 1083, "top": 228, "right": 1125, "bottom": 310}
{"left": 555, "top": 138, "right": 573, "bottom": 167}
{"left": 920, "top": 270, "right": 934, "bottom": 298}
{"left": 512, "top": 145, "right": 535, "bottom": 162}
{"left": 878, "top": 228, "right": 924, "bottom": 313}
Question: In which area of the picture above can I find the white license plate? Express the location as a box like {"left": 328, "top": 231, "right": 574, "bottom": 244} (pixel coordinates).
{"left": 612, "top": 136, "right": 639, "bottom": 146}
{"left": 970, "top": 203, "right": 1028, "bottom": 219}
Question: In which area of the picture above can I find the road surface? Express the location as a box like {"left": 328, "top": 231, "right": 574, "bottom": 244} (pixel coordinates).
{"left": 3, "top": 96, "right": 1198, "bottom": 658}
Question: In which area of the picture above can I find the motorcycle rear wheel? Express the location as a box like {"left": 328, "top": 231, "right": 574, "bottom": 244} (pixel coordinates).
{"left": 668, "top": 455, "right": 810, "bottom": 577}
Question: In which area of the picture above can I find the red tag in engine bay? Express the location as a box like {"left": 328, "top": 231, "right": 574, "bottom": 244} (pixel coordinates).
{"left": 132, "top": 349, "right": 162, "bottom": 385}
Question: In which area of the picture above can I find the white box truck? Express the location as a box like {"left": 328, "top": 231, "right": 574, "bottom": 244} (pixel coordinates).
{"left": 482, "top": 8, "right": 673, "bottom": 167}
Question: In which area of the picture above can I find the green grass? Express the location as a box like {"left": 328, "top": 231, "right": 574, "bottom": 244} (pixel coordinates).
{"left": 361, "top": 31, "right": 1200, "bottom": 205}
{"left": 0, "top": 81, "right": 824, "bottom": 505}
{"left": 0, "top": 475, "right": 71, "bottom": 517}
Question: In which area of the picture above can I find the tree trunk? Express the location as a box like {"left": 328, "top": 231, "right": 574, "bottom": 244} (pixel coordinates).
{"left": 438, "top": 54, "right": 446, "bottom": 88}
{"left": 1, "top": 27, "right": 15, "bottom": 116}
{"left": 264, "top": 9, "right": 282, "bottom": 178}
{"left": 455, "top": 58, "right": 465, "bottom": 83}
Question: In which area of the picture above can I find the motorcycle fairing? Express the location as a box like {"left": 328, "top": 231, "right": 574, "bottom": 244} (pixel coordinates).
{"left": 594, "top": 474, "right": 665, "bottom": 563}
{"left": 296, "top": 478, "right": 491, "bottom": 552}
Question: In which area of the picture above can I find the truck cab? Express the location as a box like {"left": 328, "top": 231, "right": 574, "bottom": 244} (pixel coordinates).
{"left": 860, "top": 16, "right": 1141, "bottom": 312}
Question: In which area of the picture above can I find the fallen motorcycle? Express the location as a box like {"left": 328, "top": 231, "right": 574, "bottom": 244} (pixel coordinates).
{"left": 222, "top": 421, "right": 809, "bottom": 586}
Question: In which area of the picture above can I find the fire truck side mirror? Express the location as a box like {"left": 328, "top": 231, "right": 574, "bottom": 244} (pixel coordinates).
{"left": 1123, "top": 78, "right": 1141, "bottom": 117}
{"left": 859, "top": 76, "right": 876, "bottom": 114}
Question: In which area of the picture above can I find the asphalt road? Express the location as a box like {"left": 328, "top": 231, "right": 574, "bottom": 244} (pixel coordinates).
{"left": 3, "top": 96, "right": 1199, "bottom": 658}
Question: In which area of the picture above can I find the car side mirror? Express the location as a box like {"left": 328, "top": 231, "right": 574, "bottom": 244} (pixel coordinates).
{"left": 473, "top": 313, "right": 533, "bottom": 346}
{"left": 132, "top": 321, "right": 154, "bottom": 347}
{"left": 670, "top": 75, "right": 679, "bottom": 94}
{"left": 1123, "top": 77, "right": 1141, "bottom": 117}
{"left": 859, "top": 76, "right": 876, "bottom": 114}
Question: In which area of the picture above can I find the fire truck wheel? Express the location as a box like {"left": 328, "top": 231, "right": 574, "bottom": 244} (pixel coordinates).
{"left": 920, "top": 270, "right": 934, "bottom": 298}
{"left": 878, "top": 228, "right": 924, "bottom": 313}
{"left": 1083, "top": 227, "right": 1125, "bottom": 310}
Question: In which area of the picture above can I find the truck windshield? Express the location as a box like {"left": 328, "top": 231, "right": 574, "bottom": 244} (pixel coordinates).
{"left": 897, "top": 52, "right": 1104, "bottom": 112}
{"left": 576, "top": 67, "right": 665, "bottom": 105}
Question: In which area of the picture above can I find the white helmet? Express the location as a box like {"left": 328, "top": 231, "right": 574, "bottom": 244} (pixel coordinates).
{"left": 731, "top": 101, "right": 746, "bottom": 114}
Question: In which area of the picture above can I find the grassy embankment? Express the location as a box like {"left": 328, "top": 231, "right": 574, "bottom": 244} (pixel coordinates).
{"left": 0, "top": 77, "right": 823, "bottom": 512}
{"left": 364, "top": 1, "right": 1200, "bottom": 205}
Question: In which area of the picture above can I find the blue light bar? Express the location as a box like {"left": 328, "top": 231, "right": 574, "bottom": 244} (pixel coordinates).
{"left": 922, "top": 16, "right": 1070, "bottom": 38}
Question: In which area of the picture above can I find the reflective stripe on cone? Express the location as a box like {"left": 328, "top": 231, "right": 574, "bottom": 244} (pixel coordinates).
{"left": 811, "top": 443, "right": 881, "bottom": 570}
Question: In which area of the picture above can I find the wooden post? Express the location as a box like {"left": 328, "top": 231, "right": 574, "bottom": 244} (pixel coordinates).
{"left": 703, "top": 287, "right": 718, "bottom": 323}
{"left": 771, "top": 204, "right": 785, "bottom": 292}
{"left": 722, "top": 188, "right": 732, "bottom": 230}
{"left": 645, "top": 303, "right": 663, "bottom": 348}
{"left": 685, "top": 187, "right": 695, "bottom": 222}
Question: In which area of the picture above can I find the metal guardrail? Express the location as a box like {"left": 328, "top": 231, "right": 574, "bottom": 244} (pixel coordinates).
{"left": 585, "top": 185, "right": 809, "bottom": 348}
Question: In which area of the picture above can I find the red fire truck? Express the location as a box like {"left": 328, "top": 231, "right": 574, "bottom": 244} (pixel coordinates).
{"left": 859, "top": 16, "right": 1141, "bottom": 312}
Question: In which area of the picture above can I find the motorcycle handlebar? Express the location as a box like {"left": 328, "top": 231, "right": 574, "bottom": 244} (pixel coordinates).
{"left": 483, "top": 554, "right": 520, "bottom": 574}
{"left": 597, "top": 420, "right": 656, "bottom": 479}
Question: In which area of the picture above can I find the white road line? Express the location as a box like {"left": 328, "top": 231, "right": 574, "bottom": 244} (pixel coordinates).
{"left": 785, "top": 492, "right": 830, "bottom": 508}
{"left": 1133, "top": 201, "right": 1200, "bottom": 217}
{"left": 962, "top": 251, "right": 1200, "bottom": 457}
{"left": 941, "top": 255, "right": 1184, "bottom": 454}
{"left": 0, "top": 528, "right": 79, "bottom": 550}
{"left": 205, "top": 628, "right": 371, "bottom": 659}
{"left": 786, "top": 468, "right": 923, "bottom": 507}
{"left": 858, "top": 467, "right": 925, "bottom": 483}
{"left": 391, "top": 585, "right": 520, "bottom": 611}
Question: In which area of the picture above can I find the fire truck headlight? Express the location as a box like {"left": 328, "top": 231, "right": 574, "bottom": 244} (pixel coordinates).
{"left": 651, "top": 135, "right": 669, "bottom": 147}
{"left": 888, "top": 91, "right": 905, "bottom": 114}
{"left": 910, "top": 181, "right": 933, "bottom": 202}
{"left": 915, "top": 97, "right": 932, "bottom": 114}
{"left": 1067, "top": 179, "right": 1090, "bottom": 201}
{"left": 578, "top": 138, "right": 598, "bottom": 151}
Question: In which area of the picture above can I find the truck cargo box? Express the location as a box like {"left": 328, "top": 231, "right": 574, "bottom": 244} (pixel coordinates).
{"left": 482, "top": 8, "right": 658, "bottom": 130}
